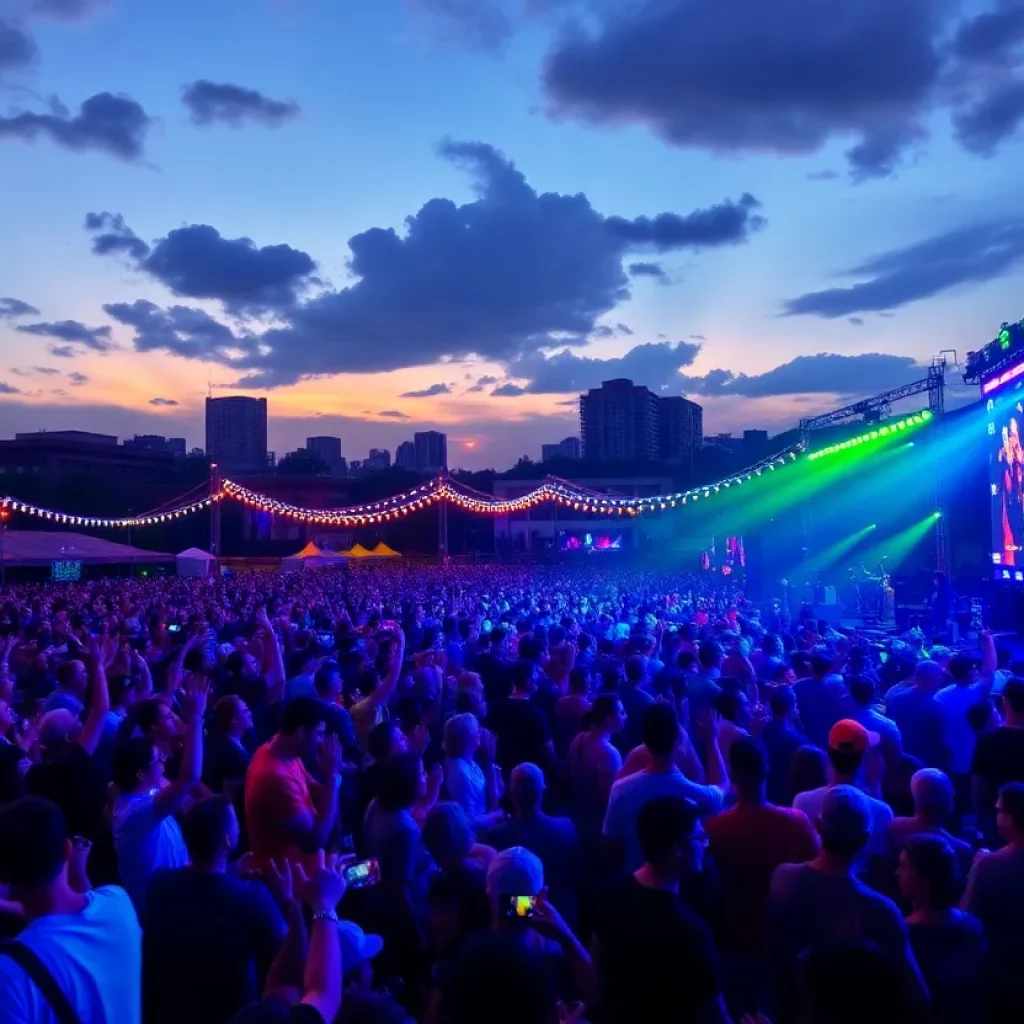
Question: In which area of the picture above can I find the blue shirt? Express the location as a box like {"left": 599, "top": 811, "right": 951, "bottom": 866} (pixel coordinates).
{"left": 888, "top": 689, "right": 951, "bottom": 771}
{"left": 112, "top": 791, "right": 189, "bottom": 912}
{"left": 793, "top": 676, "right": 847, "bottom": 750}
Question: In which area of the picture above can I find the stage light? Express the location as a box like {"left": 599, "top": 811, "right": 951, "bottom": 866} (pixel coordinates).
{"left": 933, "top": 511, "right": 943, "bottom": 519}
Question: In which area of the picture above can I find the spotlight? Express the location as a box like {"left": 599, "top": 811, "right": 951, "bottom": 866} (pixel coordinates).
{"left": 933, "top": 511, "right": 942, "bottom": 519}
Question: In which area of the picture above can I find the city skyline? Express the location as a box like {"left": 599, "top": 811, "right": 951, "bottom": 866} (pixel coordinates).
{"left": 1, "top": 1, "right": 1021, "bottom": 469}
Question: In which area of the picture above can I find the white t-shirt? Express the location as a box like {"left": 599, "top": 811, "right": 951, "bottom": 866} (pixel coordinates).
{"left": 445, "top": 756, "right": 487, "bottom": 823}
{"left": 112, "top": 791, "right": 189, "bottom": 912}
{"left": 0, "top": 886, "right": 141, "bottom": 1024}
{"left": 603, "top": 769, "right": 725, "bottom": 873}
{"left": 793, "top": 785, "right": 893, "bottom": 858}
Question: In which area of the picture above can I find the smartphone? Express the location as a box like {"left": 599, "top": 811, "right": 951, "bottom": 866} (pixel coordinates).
{"left": 168, "top": 624, "right": 181, "bottom": 634}
{"left": 342, "top": 858, "right": 381, "bottom": 890}
{"left": 501, "top": 895, "right": 537, "bottom": 919}
{"left": 879, "top": 651, "right": 888, "bottom": 663}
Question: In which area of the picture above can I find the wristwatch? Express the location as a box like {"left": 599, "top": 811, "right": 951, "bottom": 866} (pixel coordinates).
{"left": 311, "top": 908, "right": 339, "bottom": 924}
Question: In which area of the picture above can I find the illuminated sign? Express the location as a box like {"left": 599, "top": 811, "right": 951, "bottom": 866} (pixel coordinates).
{"left": 981, "top": 357, "right": 1024, "bottom": 395}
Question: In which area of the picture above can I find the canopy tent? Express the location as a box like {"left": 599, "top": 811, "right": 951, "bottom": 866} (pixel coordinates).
{"left": 369, "top": 541, "right": 401, "bottom": 558}
{"left": 176, "top": 546, "right": 216, "bottom": 577}
{"left": 281, "top": 541, "right": 348, "bottom": 572}
{"left": 0, "top": 531, "right": 172, "bottom": 568}
{"left": 345, "top": 543, "right": 374, "bottom": 558}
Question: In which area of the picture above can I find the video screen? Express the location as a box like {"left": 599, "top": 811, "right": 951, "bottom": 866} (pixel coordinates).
{"left": 987, "top": 366, "right": 1024, "bottom": 570}
{"left": 558, "top": 531, "right": 624, "bottom": 552}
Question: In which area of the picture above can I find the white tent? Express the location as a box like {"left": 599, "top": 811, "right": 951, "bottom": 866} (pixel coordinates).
{"left": 176, "top": 546, "right": 216, "bottom": 577}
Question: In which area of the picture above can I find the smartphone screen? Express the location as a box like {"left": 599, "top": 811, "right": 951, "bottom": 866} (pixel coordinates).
{"left": 343, "top": 859, "right": 381, "bottom": 890}
{"left": 168, "top": 624, "right": 181, "bottom": 633}
{"left": 501, "top": 895, "right": 536, "bottom": 919}
{"left": 879, "top": 651, "right": 888, "bottom": 663}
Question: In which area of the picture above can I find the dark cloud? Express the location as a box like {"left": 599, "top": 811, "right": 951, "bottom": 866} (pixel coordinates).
{"left": 29, "top": 0, "right": 111, "bottom": 21}
{"left": 378, "top": 410, "right": 410, "bottom": 419}
{"left": 542, "top": 0, "right": 1024, "bottom": 177}
{"left": 0, "top": 297, "right": 40, "bottom": 319}
{"left": 848, "top": 317, "right": 864, "bottom": 326}
{"left": 606, "top": 194, "right": 764, "bottom": 251}
{"left": 0, "top": 18, "right": 37, "bottom": 77}
{"left": 67, "top": 371, "right": 88, "bottom": 385}
{"left": 84, "top": 212, "right": 151, "bottom": 261}
{"left": 628, "top": 261, "right": 668, "bottom": 283}
{"left": 400, "top": 383, "right": 452, "bottom": 398}
{"left": 32, "top": 366, "right": 60, "bottom": 375}
{"left": 182, "top": 81, "right": 300, "bottom": 128}
{"left": 783, "top": 220, "right": 1024, "bottom": 318}
{"left": 615, "top": 323, "right": 632, "bottom": 335}
{"left": 806, "top": 169, "right": 840, "bottom": 181}
{"left": 46, "top": 344, "right": 76, "bottom": 358}
{"left": 103, "top": 300, "right": 258, "bottom": 362}
{"left": 492, "top": 383, "right": 529, "bottom": 397}
{"left": 16, "top": 319, "right": 115, "bottom": 351}
{"left": 954, "top": 80, "right": 1024, "bottom": 155}
{"left": 148, "top": 397, "right": 178, "bottom": 407}
{"left": 508, "top": 339, "right": 701, "bottom": 395}
{"left": 409, "top": 0, "right": 513, "bottom": 52}
{"left": 88, "top": 217, "right": 318, "bottom": 315}
{"left": 679, "top": 352, "right": 924, "bottom": 398}
{"left": 466, "top": 374, "right": 498, "bottom": 393}
{"left": 0, "top": 92, "right": 152, "bottom": 160}
{"left": 689, "top": 334, "right": 706, "bottom": 340}
{"left": 124, "top": 140, "right": 759, "bottom": 386}
{"left": 0, "top": 382, "right": 21, "bottom": 395}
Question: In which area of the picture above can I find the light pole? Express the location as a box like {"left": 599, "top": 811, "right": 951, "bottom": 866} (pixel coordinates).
{"left": 0, "top": 502, "right": 7, "bottom": 588}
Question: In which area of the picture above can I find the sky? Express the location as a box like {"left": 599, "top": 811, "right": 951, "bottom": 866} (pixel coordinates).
{"left": 1, "top": 0, "right": 1023, "bottom": 470}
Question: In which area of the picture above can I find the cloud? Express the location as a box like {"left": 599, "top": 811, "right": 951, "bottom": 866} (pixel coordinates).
{"left": 115, "top": 139, "right": 761, "bottom": 386}
{"left": 378, "top": 409, "right": 410, "bottom": 419}
{"left": 492, "top": 383, "right": 529, "bottom": 397}
{"left": 0, "top": 92, "right": 152, "bottom": 160}
{"left": 467, "top": 373, "right": 498, "bottom": 393}
{"left": 954, "top": 80, "right": 1024, "bottom": 155}
{"left": 0, "top": 18, "right": 37, "bottom": 79}
{"left": 0, "top": 381, "right": 21, "bottom": 395}
{"left": 400, "top": 383, "right": 452, "bottom": 398}
{"left": 31, "top": 366, "right": 60, "bottom": 375}
{"left": 87, "top": 217, "right": 317, "bottom": 314}
{"left": 103, "top": 300, "right": 258, "bottom": 362}
{"left": 46, "top": 344, "right": 76, "bottom": 358}
{"left": 689, "top": 334, "right": 706, "bottom": 340}
{"left": 806, "top": 169, "right": 840, "bottom": 182}
{"left": 542, "top": 0, "right": 1024, "bottom": 177}
{"left": 628, "top": 261, "right": 668, "bottom": 283}
{"left": 148, "top": 397, "right": 178, "bottom": 407}
{"left": 29, "top": 0, "right": 111, "bottom": 21}
{"left": 0, "top": 297, "right": 39, "bottom": 319}
{"left": 407, "top": 0, "right": 514, "bottom": 52}
{"left": 848, "top": 317, "right": 864, "bottom": 326}
{"left": 679, "top": 352, "right": 924, "bottom": 398}
{"left": 606, "top": 193, "right": 764, "bottom": 250}
{"left": 782, "top": 219, "right": 1024, "bottom": 318}
{"left": 182, "top": 80, "right": 300, "bottom": 128}
{"left": 507, "top": 339, "right": 701, "bottom": 395}
{"left": 67, "top": 371, "right": 88, "bottom": 385}
{"left": 16, "top": 319, "right": 116, "bottom": 351}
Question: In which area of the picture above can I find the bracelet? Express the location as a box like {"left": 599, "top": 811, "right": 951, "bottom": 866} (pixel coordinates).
{"left": 311, "top": 908, "right": 339, "bottom": 924}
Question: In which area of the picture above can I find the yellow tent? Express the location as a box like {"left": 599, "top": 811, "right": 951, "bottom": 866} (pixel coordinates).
{"left": 346, "top": 543, "right": 374, "bottom": 558}
{"left": 370, "top": 541, "right": 401, "bottom": 557}
{"left": 293, "top": 542, "right": 322, "bottom": 558}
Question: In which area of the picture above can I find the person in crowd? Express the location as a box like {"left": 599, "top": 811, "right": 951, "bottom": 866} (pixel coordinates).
{"left": 565, "top": 693, "right": 625, "bottom": 843}
{"left": 205, "top": 695, "right": 255, "bottom": 800}
{"left": 793, "top": 720, "right": 893, "bottom": 865}
{"left": 615, "top": 654, "right": 655, "bottom": 756}
{"left": 336, "top": 920, "right": 413, "bottom": 1024}
{"left": 890, "top": 769, "right": 973, "bottom": 876}
{"left": 480, "top": 763, "right": 581, "bottom": 926}
{"left": 841, "top": 675, "right": 902, "bottom": 752}
{"left": 142, "top": 795, "right": 286, "bottom": 1024}
{"left": 760, "top": 685, "right": 808, "bottom": 806}
{"left": 888, "top": 661, "right": 952, "bottom": 771}
{"left": 490, "top": 660, "right": 554, "bottom": 784}
{"left": 789, "top": 744, "right": 829, "bottom": 806}
{"left": 708, "top": 738, "right": 818, "bottom": 994}
{"left": 112, "top": 678, "right": 209, "bottom": 912}
{"left": 603, "top": 703, "right": 726, "bottom": 872}
{"left": 0, "top": 797, "right": 140, "bottom": 1023}
{"left": 793, "top": 651, "right": 846, "bottom": 750}
{"left": 970, "top": 677, "right": 1024, "bottom": 840}
{"left": 594, "top": 796, "right": 728, "bottom": 1024}
{"left": 937, "top": 646, "right": 994, "bottom": 803}
{"left": 244, "top": 697, "right": 343, "bottom": 871}
{"left": 898, "top": 835, "right": 985, "bottom": 1024}
{"left": 768, "top": 785, "right": 929, "bottom": 1024}
{"left": 441, "top": 713, "right": 501, "bottom": 830}
{"left": 961, "top": 782, "right": 1024, "bottom": 1020}
{"left": 553, "top": 666, "right": 591, "bottom": 758}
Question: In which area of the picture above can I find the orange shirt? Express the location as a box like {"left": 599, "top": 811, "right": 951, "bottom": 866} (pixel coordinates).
{"left": 244, "top": 740, "right": 318, "bottom": 870}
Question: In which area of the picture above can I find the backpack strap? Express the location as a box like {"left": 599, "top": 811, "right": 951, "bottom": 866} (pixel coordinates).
{"left": 0, "top": 942, "right": 83, "bottom": 1024}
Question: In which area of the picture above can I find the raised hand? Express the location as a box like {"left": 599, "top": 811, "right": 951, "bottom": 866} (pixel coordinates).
{"left": 181, "top": 676, "right": 210, "bottom": 720}
{"left": 316, "top": 733, "right": 344, "bottom": 779}
{"left": 292, "top": 850, "right": 348, "bottom": 915}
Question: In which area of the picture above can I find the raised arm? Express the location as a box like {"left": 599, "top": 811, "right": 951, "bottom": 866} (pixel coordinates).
{"left": 153, "top": 677, "right": 208, "bottom": 820}
{"left": 364, "top": 626, "right": 406, "bottom": 713}
{"left": 77, "top": 636, "right": 112, "bottom": 756}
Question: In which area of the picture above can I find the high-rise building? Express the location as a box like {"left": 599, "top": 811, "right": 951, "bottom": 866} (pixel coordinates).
{"left": 366, "top": 448, "right": 391, "bottom": 471}
{"left": 541, "top": 437, "right": 582, "bottom": 462}
{"left": 658, "top": 396, "right": 703, "bottom": 471}
{"left": 205, "top": 396, "right": 268, "bottom": 474}
{"left": 306, "top": 436, "right": 345, "bottom": 476}
{"left": 396, "top": 440, "right": 417, "bottom": 470}
{"left": 414, "top": 431, "right": 448, "bottom": 473}
{"left": 579, "top": 379, "right": 660, "bottom": 462}
{"left": 122, "top": 434, "right": 187, "bottom": 457}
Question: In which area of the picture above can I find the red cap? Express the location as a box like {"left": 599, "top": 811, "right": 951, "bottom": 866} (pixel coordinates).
{"left": 828, "top": 719, "right": 879, "bottom": 754}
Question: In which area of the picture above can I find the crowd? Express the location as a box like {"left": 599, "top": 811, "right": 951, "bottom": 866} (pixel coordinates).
{"left": 0, "top": 563, "right": 1022, "bottom": 1024}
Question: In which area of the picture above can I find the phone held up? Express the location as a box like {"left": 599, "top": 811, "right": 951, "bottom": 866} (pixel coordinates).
{"left": 342, "top": 858, "right": 382, "bottom": 890}
{"left": 501, "top": 895, "right": 537, "bottom": 919}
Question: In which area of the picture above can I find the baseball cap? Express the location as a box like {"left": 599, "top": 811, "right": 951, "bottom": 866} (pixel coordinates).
{"left": 486, "top": 846, "right": 544, "bottom": 898}
{"left": 336, "top": 920, "right": 383, "bottom": 972}
{"left": 828, "top": 719, "right": 879, "bottom": 754}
